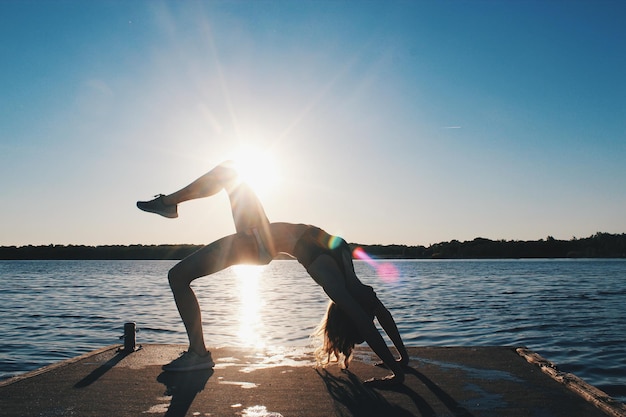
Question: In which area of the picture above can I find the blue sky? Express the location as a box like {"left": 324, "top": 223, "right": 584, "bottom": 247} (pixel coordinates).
{"left": 1, "top": 1, "right": 624, "bottom": 247}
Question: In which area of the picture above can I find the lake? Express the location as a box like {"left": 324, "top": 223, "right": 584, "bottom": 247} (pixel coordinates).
{"left": 0, "top": 258, "right": 624, "bottom": 403}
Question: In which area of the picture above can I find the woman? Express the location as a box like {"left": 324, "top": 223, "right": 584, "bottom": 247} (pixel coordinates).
{"left": 137, "top": 161, "right": 408, "bottom": 384}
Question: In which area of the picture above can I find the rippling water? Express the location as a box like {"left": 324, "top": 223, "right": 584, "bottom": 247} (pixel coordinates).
{"left": 1, "top": 259, "right": 624, "bottom": 403}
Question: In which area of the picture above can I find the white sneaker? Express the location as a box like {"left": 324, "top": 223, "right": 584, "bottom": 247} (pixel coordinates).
{"left": 162, "top": 351, "right": 215, "bottom": 372}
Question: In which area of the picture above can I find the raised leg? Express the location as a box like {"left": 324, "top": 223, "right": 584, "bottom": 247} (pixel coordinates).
{"left": 161, "top": 160, "right": 239, "bottom": 206}
{"left": 138, "top": 160, "right": 275, "bottom": 256}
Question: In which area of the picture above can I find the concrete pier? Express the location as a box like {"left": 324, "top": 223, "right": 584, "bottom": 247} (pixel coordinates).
{"left": 1, "top": 345, "right": 624, "bottom": 417}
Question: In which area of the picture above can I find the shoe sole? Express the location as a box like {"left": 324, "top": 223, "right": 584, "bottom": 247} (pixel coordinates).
{"left": 136, "top": 203, "right": 178, "bottom": 218}
{"left": 162, "top": 361, "right": 215, "bottom": 372}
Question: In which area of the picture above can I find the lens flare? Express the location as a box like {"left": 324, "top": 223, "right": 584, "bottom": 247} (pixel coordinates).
{"left": 352, "top": 247, "right": 399, "bottom": 283}
{"left": 328, "top": 235, "right": 343, "bottom": 250}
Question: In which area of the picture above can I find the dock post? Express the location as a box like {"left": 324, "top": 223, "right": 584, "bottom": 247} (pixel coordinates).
{"left": 123, "top": 322, "right": 136, "bottom": 352}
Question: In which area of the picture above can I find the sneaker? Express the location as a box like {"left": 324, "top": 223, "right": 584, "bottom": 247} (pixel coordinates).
{"left": 162, "top": 351, "right": 215, "bottom": 372}
{"left": 137, "top": 194, "right": 178, "bottom": 218}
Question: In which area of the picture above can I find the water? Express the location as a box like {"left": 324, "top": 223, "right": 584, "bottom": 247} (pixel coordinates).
{"left": 0, "top": 259, "right": 624, "bottom": 404}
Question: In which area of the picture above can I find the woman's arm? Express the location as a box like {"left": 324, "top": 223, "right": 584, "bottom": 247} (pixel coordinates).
{"left": 374, "top": 301, "right": 409, "bottom": 366}
{"left": 306, "top": 255, "right": 405, "bottom": 384}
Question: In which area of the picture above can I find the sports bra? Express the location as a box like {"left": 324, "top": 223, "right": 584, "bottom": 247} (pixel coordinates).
{"left": 292, "top": 226, "right": 348, "bottom": 271}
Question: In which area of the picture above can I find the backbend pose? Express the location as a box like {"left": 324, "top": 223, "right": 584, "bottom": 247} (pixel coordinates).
{"left": 137, "top": 160, "right": 408, "bottom": 384}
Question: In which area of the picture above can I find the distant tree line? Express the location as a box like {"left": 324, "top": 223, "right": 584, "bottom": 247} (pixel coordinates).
{"left": 1, "top": 233, "right": 624, "bottom": 260}
{"left": 360, "top": 232, "right": 626, "bottom": 259}
{"left": 0, "top": 244, "right": 202, "bottom": 260}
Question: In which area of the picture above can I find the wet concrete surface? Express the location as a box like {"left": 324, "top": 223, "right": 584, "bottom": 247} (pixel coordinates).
{"left": 1, "top": 344, "right": 624, "bottom": 417}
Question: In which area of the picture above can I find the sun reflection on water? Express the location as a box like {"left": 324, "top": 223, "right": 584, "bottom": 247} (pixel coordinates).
{"left": 233, "top": 265, "right": 266, "bottom": 349}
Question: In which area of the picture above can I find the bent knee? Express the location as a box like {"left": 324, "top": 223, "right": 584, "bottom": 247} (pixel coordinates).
{"left": 216, "top": 160, "right": 239, "bottom": 182}
{"left": 168, "top": 267, "right": 190, "bottom": 290}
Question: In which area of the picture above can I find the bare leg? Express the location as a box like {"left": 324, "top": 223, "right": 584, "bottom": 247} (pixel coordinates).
{"left": 161, "top": 160, "right": 239, "bottom": 206}
{"left": 168, "top": 233, "right": 260, "bottom": 355}
{"left": 142, "top": 160, "right": 275, "bottom": 255}
{"left": 140, "top": 160, "right": 276, "bottom": 356}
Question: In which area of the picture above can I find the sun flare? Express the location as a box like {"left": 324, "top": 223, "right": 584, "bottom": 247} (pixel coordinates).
{"left": 232, "top": 147, "right": 279, "bottom": 196}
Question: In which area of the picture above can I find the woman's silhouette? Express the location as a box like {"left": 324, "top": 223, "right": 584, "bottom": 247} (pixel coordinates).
{"left": 137, "top": 160, "right": 408, "bottom": 385}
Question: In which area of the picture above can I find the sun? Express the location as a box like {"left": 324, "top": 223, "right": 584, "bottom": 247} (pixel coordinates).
{"left": 232, "top": 147, "right": 280, "bottom": 195}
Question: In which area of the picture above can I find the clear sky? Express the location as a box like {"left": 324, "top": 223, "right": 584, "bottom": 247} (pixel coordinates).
{"left": 1, "top": 1, "right": 624, "bottom": 247}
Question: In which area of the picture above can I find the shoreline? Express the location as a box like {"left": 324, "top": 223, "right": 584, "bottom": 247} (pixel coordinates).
{"left": 1, "top": 232, "right": 626, "bottom": 260}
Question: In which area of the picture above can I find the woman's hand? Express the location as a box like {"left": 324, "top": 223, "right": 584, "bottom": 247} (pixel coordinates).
{"left": 363, "top": 372, "right": 404, "bottom": 388}
{"left": 374, "top": 356, "right": 409, "bottom": 369}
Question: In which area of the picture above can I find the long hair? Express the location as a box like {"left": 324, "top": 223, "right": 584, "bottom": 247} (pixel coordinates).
{"left": 314, "top": 301, "right": 365, "bottom": 369}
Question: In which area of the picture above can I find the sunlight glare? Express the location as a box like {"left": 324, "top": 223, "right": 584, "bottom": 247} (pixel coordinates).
{"left": 232, "top": 146, "right": 279, "bottom": 196}
{"left": 233, "top": 265, "right": 266, "bottom": 348}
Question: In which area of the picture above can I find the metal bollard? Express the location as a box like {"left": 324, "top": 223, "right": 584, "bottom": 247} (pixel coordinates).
{"left": 123, "top": 322, "right": 136, "bottom": 352}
